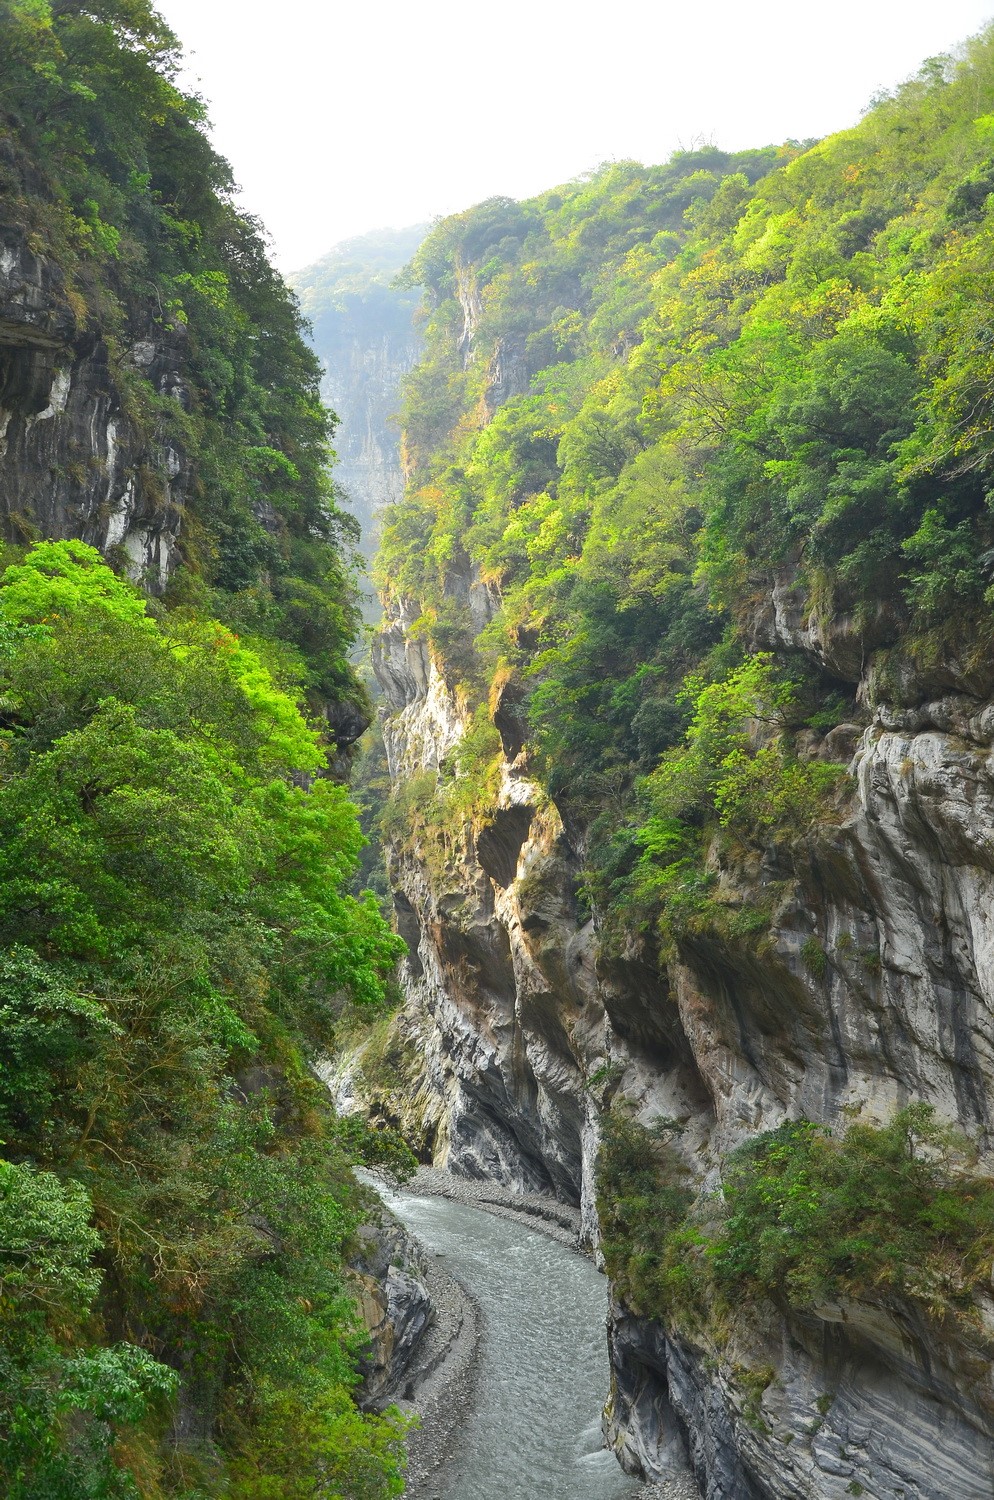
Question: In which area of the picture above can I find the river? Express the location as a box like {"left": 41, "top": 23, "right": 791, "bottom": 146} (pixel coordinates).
{"left": 375, "top": 1182, "right": 640, "bottom": 1500}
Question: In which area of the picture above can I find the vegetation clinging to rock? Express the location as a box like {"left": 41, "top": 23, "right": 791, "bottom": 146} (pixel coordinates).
{"left": 378, "top": 34, "right": 994, "bottom": 947}
{"left": 1, "top": 0, "right": 363, "bottom": 712}
{"left": 597, "top": 1105, "right": 994, "bottom": 1337}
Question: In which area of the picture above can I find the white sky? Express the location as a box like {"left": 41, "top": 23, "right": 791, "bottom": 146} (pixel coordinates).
{"left": 154, "top": 0, "right": 994, "bottom": 273}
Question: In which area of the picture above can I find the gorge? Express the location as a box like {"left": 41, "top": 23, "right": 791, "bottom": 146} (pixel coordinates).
{"left": 292, "top": 227, "right": 426, "bottom": 594}
{"left": 3, "top": 4, "right": 994, "bottom": 1500}
{"left": 345, "top": 40, "right": 994, "bottom": 1500}
{"left": 371, "top": 1177, "right": 642, "bottom": 1500}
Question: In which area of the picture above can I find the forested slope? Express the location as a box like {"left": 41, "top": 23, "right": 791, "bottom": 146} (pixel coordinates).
{"left": 0, "top": 4, "right": 410, "bottom": 1496}
{"left": 0, "top": 0, "right": 365, "bottom": 728}
{"left": 371, "top": 32, "right": 994, "bottom": 1499}
{"left": 380, "top": 50, "right": 994, "bottom": 902}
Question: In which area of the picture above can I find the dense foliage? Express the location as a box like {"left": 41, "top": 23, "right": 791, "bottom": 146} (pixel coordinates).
{"left": 0, "top": 0, "right": 362, "bottom": 711}
{"left": 595, "top": 1111, "right": 693, "bottom": 1316}
{"left": 377, "top": 31, "right": 994, "bottom": 940}
{"left": 0, "top": 514, "right": 406, "bottom": 1489}
{"left": 597, "top": 1106, "right": 994, "bottom": 1333}
{"left": 0, "top": 8, "right": 420, "bottom": 1494}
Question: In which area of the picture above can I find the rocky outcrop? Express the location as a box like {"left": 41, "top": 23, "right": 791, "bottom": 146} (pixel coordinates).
{"left": 0, "top": 219, "right": 190, "bottom": 587}
{"left": 351, "top": 1205, "right": 433, "bottom": 1409}
{"left": 369, "top": 587, "right": 709, "bottom": 1244}
{"left": 455, "top": 263, "right": 482, "bottom": 363}
{"left": 348, "top": 1177, "right": 483, "bottom": 1497}
{"left": 483, "top": 333, "right": 530, "bottom": 411}
{"left": 608, "top": 1293, "right": 994, "bottom": 1500}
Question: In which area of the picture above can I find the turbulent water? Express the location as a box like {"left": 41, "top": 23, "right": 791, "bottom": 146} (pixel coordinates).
{"left": 378, "top": 1185, "right": 639, "bottom": 1500}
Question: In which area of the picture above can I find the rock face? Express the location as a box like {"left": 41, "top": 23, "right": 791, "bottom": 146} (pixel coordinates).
{"left": 0, "top": 219, "right": 189, "bottom": 586}
{"left": 351, "top": 1205, "right": 433, "bottom": 1409}
{"left": 316, "top": 323, "right": 420, "bottom": 573}
{"left": 368, "top": 579, "right": 994, "bottom": 1496}
{"left": 607, "top": 1297, "right": 994, "bottom": 1500}
{"left": 370, "top": 583, "right": 711, "bottom": 1252}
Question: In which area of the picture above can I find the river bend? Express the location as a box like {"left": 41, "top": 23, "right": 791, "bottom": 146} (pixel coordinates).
{"left": 377, "top": 1184, "right": 639, "bottom": 1500}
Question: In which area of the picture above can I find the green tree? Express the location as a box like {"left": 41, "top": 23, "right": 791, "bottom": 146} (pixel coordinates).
{"left": 0, "top": 545, "right": 405, "bottom": 1496}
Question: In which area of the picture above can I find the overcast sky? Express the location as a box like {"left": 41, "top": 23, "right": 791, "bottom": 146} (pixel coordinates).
{"left": 154, "top": 0, "right": 994, "bottom": 273}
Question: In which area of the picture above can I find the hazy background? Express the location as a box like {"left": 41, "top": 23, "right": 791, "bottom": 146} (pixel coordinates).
{"left": 154, "top": 0, "right": 994, "bottom": 271}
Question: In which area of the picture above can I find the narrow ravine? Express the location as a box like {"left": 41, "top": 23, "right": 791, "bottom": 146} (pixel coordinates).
{"left": 375, "top": 1183, "right": 639, "bottom": 1500}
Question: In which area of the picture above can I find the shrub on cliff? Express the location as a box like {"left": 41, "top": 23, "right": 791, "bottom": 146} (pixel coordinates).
{"left": 597, "top": 1104, "right": 994, "bottom": 1336}
{"left": 596, "top": 1111, "right": 694, "bottom": 1320}
{"left": 629, "top": 656, "right": 844, "bottom": 946}
{"left": 713, "top": 1106, "right": 994, "bottom": 1317}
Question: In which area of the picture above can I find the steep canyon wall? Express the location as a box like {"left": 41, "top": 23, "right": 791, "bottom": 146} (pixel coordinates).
{"left": 371, "top": 582, "right": 994, "bottom": 1499}
{"left": 364, "top": 106, "right": 994, "bottom": 1500}
{"left": 0, "top": 213, "right": 189, "bottom": 586}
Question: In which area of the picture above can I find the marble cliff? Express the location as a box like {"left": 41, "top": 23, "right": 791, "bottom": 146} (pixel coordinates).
{"left": 0, "top": 212, "right": 189, "bottom": 586}
{"left": 365, "top": 560, "right": 994, "bottom": 1500}
{"left": 355, "top": 165, "right": 994, "bottom": 1497}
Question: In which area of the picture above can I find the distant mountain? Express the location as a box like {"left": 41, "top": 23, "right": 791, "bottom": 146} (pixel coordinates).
{"left": 293, "top": 226, "right": 428, "bottom": 605}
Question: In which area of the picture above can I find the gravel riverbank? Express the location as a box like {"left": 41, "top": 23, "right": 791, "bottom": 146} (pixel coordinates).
{"left": 398, "top": 1248, "right": 480, "bottom": 1495}
{"left": 406, "top": 1165, "right": 582, "bottom": 1246}
{"left": 635, "top": 1482, "right": 702, "bottom": 1500}
{"left": 394, "top": 1168, "right": 701, "bottom": 1500}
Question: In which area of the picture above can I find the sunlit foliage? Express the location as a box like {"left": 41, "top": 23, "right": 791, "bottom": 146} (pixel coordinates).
{"left": 379, "top": 32, "right": 994, "bottom": 940}
{"left": 0, "top": 544, "right": 405, "bottom": 1495}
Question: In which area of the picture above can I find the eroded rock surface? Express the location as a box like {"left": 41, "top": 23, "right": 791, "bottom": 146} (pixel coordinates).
{"left": 351, "top": 1206, "right": 433, "bottom": 1408}
{"left": 360, "top": 580, "right": 994, "bottom": 1499}
{"left": 0, "top": 218, "right": 189, "bottom": 587}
